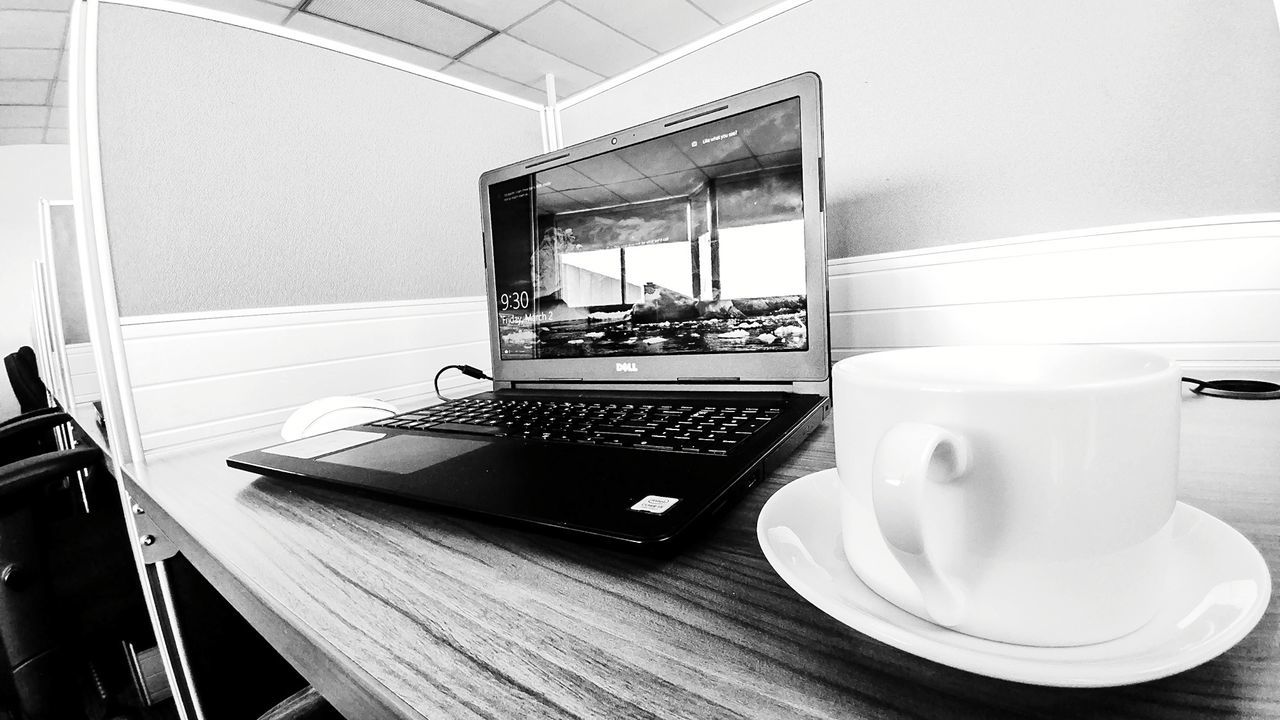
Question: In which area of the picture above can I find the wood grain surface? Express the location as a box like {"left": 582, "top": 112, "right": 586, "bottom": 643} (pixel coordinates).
{"left": 112, "top": 389, "right": 1280, "bottom": 720}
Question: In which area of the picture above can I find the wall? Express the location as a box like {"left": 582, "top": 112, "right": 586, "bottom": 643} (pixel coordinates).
{"left": 94, "top": 3, "right": 543, "bottom": 318}
{"left": 559, "top": 0, "right": 1280, "bottom": 258}
{"left": 0, "top": 144, "right": 72, "bottom": 420}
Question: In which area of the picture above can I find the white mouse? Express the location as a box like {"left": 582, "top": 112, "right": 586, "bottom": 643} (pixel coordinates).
{"left": 281, "top": 396, "right": 399, "bottom": 440}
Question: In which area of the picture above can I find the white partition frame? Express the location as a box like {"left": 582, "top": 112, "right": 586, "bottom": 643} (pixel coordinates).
{"left": 29, "top": 262, "right": 59, "bottom": 402}
{"left": 71, "top": 2, "right": 207, "bottom": 718}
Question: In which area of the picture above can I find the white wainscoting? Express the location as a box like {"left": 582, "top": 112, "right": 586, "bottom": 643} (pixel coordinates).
{"left": 827, "top": 216, "right": 1280, "bottom": 371}
{"left": 114, "top": 216, "right": 1278, "bottom": 454}
{"left": 119, "top": 297, "right": 491, "bottom": 454}
{"left": 65, "top": 342, "right": 102, "bottom": 403}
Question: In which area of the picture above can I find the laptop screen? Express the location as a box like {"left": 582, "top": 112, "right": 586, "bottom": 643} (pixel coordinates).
{"left": 488, "top": 98, "right": 807, "bottom": 362}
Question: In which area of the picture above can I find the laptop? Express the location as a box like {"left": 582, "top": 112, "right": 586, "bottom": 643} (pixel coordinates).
{"left": 228, "top": 73, "right": 830, "bottom": 548}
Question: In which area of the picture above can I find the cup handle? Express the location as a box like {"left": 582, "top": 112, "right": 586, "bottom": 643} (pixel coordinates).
{"left": 872, "top": 422, "right": 971, "bottom": 627}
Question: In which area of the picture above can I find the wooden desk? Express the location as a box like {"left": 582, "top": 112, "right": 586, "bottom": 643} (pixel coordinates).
{"left": 116, "top": 392, "right": 1279, "bottom": 719}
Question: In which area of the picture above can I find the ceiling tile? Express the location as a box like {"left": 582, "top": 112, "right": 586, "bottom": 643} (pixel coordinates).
{"left": 0, "top": 10, "right": 67, "bottom": 48}
{"left": 285, "top": 12, "right": 451, "bottom": 71}
{"left": 43, "top": 127, "right": 68, "bottom": 143}
{"left": 508, "top": 2, "right": 653, "bottom": 77}
{"left": 0, "top": 79, "right": 50, "bottom": 104}
{"left": 567, "top": 0, "right": 718, "bottom": 53}
{"left": 0, "top": 48, "right": 60, "bottom": 79}
{"left": 442, "top": 62, "right": 545, "bottom": 103}
{"left": 0, "top": 127, "right": 45, "bottom": 144}
{"left": 47, "top": 104, "right": 66, "bottom": 128}
{"left": 0, "top": 104, "right": 49, "bottom": 126}
{"left": 305, "top": 0, "right": 490, "bottom": 57}
{"left": 1, "top": 0, "right": 71, "bottom": 10}
{"left": 687, "top": 0, "right": 779, "bottom": 24}
{"left": 176, "top": 0, "right": 292, "bottom": 24}
{"left": 425, "top": 0, "right": 549, "bottom": 30}
{"left": 260, "top": 0, "right": 300, "bottom": 7}
{"left": 51, "top": 79, "right": 66, "bottom": 105}
{"left": 461, "top": 33, "right": 602, "bottom": 98}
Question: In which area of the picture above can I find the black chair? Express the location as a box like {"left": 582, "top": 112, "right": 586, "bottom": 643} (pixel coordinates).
{"left": 0, "top": 415, "right": 108, "bottom": 719}
{"left": 4, "top": 347, "right": 49, "bottom": 415}
{"left": 1, "top": 349, "right": 151, "bottom": 719}
{"left": 2, "top": 348, "right": 338, "bottom": 720}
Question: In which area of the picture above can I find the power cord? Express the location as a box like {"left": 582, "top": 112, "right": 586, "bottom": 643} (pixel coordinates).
{"left": 434, "top": 364, "right": 492, "bottom": 401}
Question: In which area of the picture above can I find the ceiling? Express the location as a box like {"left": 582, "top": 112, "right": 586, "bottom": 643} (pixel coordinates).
{"left": 0, "top": 0, "right": 788, "bottom": 146}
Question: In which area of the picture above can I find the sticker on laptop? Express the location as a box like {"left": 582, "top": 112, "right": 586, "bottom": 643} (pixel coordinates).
{"left": 630, "top": 495, "right": 680, "bottom": 514}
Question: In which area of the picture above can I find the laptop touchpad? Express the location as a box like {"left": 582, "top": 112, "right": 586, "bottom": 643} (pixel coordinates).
{"left": 318, "top": 434, "right": 488, "bottom": 474}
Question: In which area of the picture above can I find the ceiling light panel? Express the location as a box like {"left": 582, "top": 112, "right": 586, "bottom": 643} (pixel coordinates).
{"left": 508, "top": 2, "right": 653, "bottom": 77}
{"left": 305, "top": 0, "right": 490, "bottom": 58}
{"left": 0, "top": 79, "right": 49, "bottom": 104}
{"left": 0, "top": 9, "right": 68, "bottom": 48}
{"left": 687, "top": 0, "right": 779, "bottom": 24}
{"left": 568, "top": 0, "right": 719, "bottom": 54}
{"left": 0, "top": 48, "right": 60, "bottom": 78}
{"left": 286, "top": 12, "right": 451, "bottom": 70}
{"left": 461, "top": 33, "right": 602, "bottom": 98}
{"left": 428, "top": 0, "right": 550, "bottom": 30}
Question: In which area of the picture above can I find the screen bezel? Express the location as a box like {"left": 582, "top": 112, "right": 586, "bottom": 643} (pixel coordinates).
{"left": 478, "top": 73, "right": 827, "bottom": 385}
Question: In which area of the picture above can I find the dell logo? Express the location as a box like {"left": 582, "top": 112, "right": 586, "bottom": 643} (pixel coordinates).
{"left": 616, "top": 362, "right": 638, "bottom": 373}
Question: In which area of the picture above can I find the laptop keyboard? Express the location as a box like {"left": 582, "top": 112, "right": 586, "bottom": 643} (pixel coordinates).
{"left": 368, "top": 398, "right": 783, "bottom": 455}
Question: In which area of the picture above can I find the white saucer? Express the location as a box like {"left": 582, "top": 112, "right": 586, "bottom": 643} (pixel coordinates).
{"left": 757, "top": 468, "right": 1271, "bottom": 687}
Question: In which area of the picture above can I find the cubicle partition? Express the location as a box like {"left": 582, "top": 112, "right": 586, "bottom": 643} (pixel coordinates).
{"left": 37, "top": 199, "right": 101, "bottom": 406}
{"left": 79, "top": 0, "right": 542, "bottom": 463}
{"left": 553, "top": 0, "right": 1280, "bottom": 373}
{"left": 120, "top": 298, "right": 490, "bottom": 453}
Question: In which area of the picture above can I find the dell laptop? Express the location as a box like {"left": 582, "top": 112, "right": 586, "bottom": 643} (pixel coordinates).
{"left": 228, "top": 73, "right": 830, "bottom": 548}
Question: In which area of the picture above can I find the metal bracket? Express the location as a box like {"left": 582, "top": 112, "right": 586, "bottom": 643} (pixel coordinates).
{"left": 128, "top": 496, "right": 178, "bottom": 565}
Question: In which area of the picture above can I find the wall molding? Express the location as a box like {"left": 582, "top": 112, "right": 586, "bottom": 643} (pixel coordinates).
{"left": 121, "top": 297, "right": 491, "bottom": 454}
{"left": 828, "top": 215, "right": 1280, "bottom": 371}
{"left": 829, "top": 212, "right": 1280, "bottom": 271}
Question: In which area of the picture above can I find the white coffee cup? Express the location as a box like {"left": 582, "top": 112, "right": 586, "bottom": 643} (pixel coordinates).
{"left": 833, "top": 345, "right": 1181, "bottom": 646}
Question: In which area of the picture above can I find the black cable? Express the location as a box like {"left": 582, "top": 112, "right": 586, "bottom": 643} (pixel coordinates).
{"left": 1182, "top": 376, "right": 1280, "bottom": 400}
{"left": 434, "top": 364, "right": 492, "bottom": 402}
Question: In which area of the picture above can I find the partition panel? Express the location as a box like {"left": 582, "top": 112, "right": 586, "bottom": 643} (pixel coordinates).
{"left": 559, "top": 0, "right": 1280, "bottom": 259}
{"left": 94, "top": 2, "right": 541, "bottom": 317}
{"left": 83, "top": 1, "right": 540, "bottom": 458}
